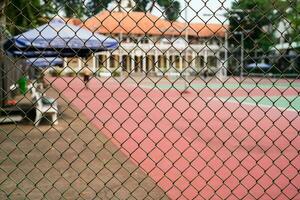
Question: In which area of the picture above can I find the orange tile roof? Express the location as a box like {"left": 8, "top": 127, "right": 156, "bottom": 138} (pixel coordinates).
{"left": 82, "top": 11, "right": 227, "bottom": 37}
{"left": 64, "top": 17, "right": 82, "bottom": 26}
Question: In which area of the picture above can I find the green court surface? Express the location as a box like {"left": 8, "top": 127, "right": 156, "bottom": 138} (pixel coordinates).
{"left": 133, "top": 78, "right": 300, "bottom": 112}
{"left": 138, "top": 80, "right": 300, "bottom": 91}
{"left": 218, "top": 95, "right": 300, "bottom": 112}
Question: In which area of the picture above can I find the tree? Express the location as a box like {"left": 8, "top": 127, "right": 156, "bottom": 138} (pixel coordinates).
{"left": 4, "top": 0, "right": 182, "bottom": 34}
{"left": 162, "top": 0, "right": 180, "bottom": 21}
{"left": 228, "top": 0, "right": 285, "bottom": 52}
{"left": 86, "top": 0, "right": 181, "bottom": 21}
{"left": 148, "top": 0, "right": 181, "bottom": 21}
{"left": 85, "top": 0, "right": 114, "bottom": 17}
{"left": 4, "top": 0, "right": 55, "bottom": 35}
{"left": 285, "top": 1, "right": 300, "bottom": 42}
{"left": 53, "top": 0, "right": 85, "bottom": 18}
{"left": 50, "top": 0, "right": 182, "bottom": 21}
{"left": 134, "top": 0, "right": 150, "bottom": 12}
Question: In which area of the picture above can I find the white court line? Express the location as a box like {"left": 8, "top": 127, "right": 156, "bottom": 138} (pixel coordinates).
{"left": 209, "top": 97, "right": 299, "bottom": 113}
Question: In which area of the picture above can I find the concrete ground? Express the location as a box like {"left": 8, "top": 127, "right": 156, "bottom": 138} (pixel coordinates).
{"left": 0, "top": 85, "right": 168, "bottom": 200}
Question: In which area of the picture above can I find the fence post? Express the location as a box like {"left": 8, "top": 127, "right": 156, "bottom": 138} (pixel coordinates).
{"left": 0, "top": 0, "right": 7, "bottom": 107}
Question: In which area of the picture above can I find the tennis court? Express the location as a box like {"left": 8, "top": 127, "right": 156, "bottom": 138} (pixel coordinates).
{"left": 50, "top": 76, "right": 300, "bottom": 199}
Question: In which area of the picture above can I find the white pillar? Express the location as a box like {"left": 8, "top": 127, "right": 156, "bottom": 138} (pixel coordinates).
{"left": 113, "top": 54, "right": 119, "bottom": 70}
{"left": 119, "top": 53, "right": 122, "bottom": 72}
{"left": 166, "top": 51, "right": 170, "bottom": 70}
{"left": 106, "top": 52, "right": 110, "bottom": 70}
{"left": 179, "top": 55, "right": 183, "bottom": 72}
{"left": 171, "top": 55, "right": 175, "bottom": 70}
{"left": 192, "top": 51, "right": 196, "bottom": 69}
{"left": 92, "top": 54, "right": 96, "bottom": 73}
{"left": 185, "top": 51, "right": 190, "bottom": 69}
{"left": 154, "top": 51, "right": 158, "bottom": 73}
{"left": 216, "top": 52, "right": 220, "bottom": 68}
{"left": 143, "top": 53, "right": 146, "bottom": 72}
{"left": 131, "top": 54, "right": 135, "bottom": 72}
{"left": 99, "top": 54, "right": 103, "bottom": 70}
{"left": 126, "top": 55, "right": 130, "bottom": 72}
{"left": 63, "top": 57, "right": 67, "bottom": 69}
{"left": 216, "top": 51, "right": 222, "bottom": 78}
{"left": 96, "top": 55, "right": 99, "bottom": 70}
{"left": 78, "top": 57, "right": 82, "bottom": 72}
{"left": 78, "top": 57, "right": 86, "bottom": 72}
{"left": 204, "top": 50, "right": 208, "bottom": 70}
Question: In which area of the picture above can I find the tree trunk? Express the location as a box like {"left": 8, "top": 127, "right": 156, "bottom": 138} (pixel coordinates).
{"left": 0, "top": 0, "right": 7, "bottom": 107}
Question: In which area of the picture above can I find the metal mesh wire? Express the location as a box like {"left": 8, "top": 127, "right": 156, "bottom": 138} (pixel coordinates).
{"left": 0, "top": 0, "right": 300, "bottom": 199}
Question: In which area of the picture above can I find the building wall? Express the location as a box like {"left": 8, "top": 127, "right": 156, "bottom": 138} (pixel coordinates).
{"left": 62, "top": 33, "right": 226, "bottom": 76}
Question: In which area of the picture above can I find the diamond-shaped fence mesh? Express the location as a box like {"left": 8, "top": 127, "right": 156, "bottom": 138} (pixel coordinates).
{"left": 1, "top": 0, "right": 300, "bottom": 199}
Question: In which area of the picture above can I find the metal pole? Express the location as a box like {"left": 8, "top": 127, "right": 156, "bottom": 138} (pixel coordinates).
{"left": 0, "top": 0, "right": 7, "bottom": 107}
{"left": 224, "top": 32, "right": 228, "bottom": 77}
{"left": 241, "top": 32, "right": 244, "bottom": 78}
{"left": 183, "top": 1, "right": 189, "bottom": 92}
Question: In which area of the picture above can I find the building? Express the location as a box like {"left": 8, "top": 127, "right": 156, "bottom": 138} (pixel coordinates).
{"left": 65, "top": 1, "right": 228, "bottom": 77}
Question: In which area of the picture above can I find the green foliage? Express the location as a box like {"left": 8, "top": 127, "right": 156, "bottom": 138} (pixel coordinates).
{"left": 4, "top": 0, "right": 182, "bottom": 34}
{"left": 53, "top": 0, "right": 85, "bottom": 18}
{"left": 229, "top": 0, "right": 300, "bottom": 51}
{"left": 228, "top": 0, "right": 278, "bottom": 52}
{"left": 4, "top": 0, "right": 57, "bottom": 35}
{"left": 286, "top": 2, "right": 300, "bottom": 42}
{"left": 53, "top": 0, "right": 181, "bottom": 21}
{"left": 133, "top": 0, "right": 150, "bottom": 12}
{"left": 163, "top": 1, "right": 180, "bottom": 21}
{"left": 134, "top": 0, "right": 181, "bottom": 21}
{"left": 5, "top": 0, "right": 42, "bottom": 35}
{"left": 85, "top": 0, "right": 112, "bottom": 17}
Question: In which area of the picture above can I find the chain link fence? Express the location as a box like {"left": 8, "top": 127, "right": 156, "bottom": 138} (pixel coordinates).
{"left": 1, "top": 0, "right": 300, "bottom": 199}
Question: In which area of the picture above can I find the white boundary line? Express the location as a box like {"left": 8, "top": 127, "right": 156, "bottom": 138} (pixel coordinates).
{"left": 209, "top": 97, "right": 299, "bottom": 113}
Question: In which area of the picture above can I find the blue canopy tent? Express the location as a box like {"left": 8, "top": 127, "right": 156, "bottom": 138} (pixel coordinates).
{"left": 1, "top": 18, "right": 118, "bottom": 108}
{"left": 4, "top": 18, "right": 118, "bottom": 58}
{"left": 25, "top": 57, "right": 63, "bottom": 68}
{"left": 24, "top": 57, "right": 64, "bottom": 80}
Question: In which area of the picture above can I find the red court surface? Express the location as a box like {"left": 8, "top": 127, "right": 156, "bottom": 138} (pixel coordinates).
{"left": 50, "top": 77, "right": 300, "bottom": 200}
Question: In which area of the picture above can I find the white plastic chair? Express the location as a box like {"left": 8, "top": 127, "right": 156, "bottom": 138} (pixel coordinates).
{"left": 30, "top": 84, "right": 58, "bottom": 126}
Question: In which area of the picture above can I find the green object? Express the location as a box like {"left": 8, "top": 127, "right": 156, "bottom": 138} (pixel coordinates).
{"left": 18, "top": 76, "right": 28, "bottom": 95}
